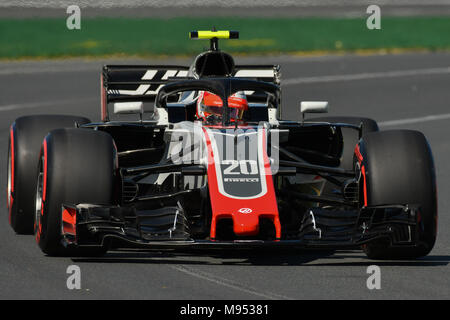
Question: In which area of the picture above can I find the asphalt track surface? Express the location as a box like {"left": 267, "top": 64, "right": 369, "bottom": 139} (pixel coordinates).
{"left": 1, "top": 52, "right": 450, "bottom": 300}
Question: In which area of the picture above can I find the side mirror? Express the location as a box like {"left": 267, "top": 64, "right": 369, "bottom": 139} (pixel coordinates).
{"left": 300, "top": 101, "right": 329, "bottom": 114}
{"left": 113, "top": 102, "right": 144, "bottom": 115}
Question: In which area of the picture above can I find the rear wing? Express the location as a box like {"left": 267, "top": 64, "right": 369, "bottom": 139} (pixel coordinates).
{"left": 101, "top": 64, "right": 281, "bottom": 122}
{"left": 101, "top": 65, "right": 190, "bottom": 121}
{"left": 234, "top": 65, "right": 280, "bottom": 84}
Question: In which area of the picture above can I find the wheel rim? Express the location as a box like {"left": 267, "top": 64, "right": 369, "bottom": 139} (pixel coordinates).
{"left": 35, "top": 155, "right": 44, "bottom": 233}
{"left": 7, "top": 145, "right": 11, "bottom": 209}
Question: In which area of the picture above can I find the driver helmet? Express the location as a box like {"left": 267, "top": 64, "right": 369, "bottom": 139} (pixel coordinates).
{"left": 196, "top": 91, "right": 248, "bottom": 122}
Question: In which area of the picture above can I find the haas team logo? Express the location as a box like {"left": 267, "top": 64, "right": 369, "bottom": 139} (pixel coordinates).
{"left": 238, "top": 208, "right": 253, "bottom": 214}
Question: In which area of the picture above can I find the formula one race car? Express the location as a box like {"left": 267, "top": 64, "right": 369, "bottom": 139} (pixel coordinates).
{"left": 7, "top": 30, "right": 437, "bottom": 259}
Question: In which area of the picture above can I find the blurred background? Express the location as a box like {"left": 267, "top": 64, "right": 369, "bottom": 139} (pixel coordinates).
{"left": 1, "top": 0, "right": 450, "bottom": 59}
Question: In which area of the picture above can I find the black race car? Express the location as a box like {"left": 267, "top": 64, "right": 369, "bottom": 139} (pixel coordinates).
{"left": 7, "top": 30, "right": 437, "bottom": 259}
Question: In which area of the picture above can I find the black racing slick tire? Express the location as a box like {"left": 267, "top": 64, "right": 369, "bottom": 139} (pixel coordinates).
{"left": 34, "top": 128, "right": 117, "bottom": 256}
{"left": 357, "top": 130, "right": 437, "bottom": 259}
{"left": 7, "top": 115, "right": 90, "bottom": 234}
{"left": 307, "top": 116, "right": 379, "bottom": 170}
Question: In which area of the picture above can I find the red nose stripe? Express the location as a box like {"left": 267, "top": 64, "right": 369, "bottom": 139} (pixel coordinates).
{"left": 203, "top": 127, "right": 281, "bottom": 239}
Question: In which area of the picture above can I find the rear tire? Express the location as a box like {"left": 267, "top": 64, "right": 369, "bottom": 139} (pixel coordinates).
{"left": 35, "top": 128, "right": 117, "bottom": 256}
{"left": 358, "top": 130, "right": 437, "bottom": 259}
{"left": 7, "top": 115, "right": 90, "bottom": 234}
{"left": 307, "top": 116, "right": 379, "bottom": 170}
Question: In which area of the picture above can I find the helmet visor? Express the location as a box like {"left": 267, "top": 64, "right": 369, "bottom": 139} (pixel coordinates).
{"left": 201, "top": 104, "right": 244, "bottom": 120}
{"left": 198, "top": 91, "right": 247, "bottom": 121}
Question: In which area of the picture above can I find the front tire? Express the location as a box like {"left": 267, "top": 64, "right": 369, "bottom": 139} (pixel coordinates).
{"left": 35, "top": 128, "right": 117, "bottom": 256}
{"left": 7, "top": 115, "right": 90, "bottom": 234}
{"left": 358, "top": 130, "right": 437, "bottom": 259}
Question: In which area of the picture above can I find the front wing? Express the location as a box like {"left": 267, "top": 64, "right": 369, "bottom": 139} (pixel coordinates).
{"left": 61, "top": 203, "right": 422, "bottom": 251}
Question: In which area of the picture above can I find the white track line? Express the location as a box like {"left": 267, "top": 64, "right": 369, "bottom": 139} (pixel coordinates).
{"left": 0, "top": 65, "right": 100, "bottom": 76}
{"left": 283, "top": 66, "right": 450, "bottom": 86}
{"left": 283, "top": 66, "right": 450, "bottom": 127}
{"left": 379, "top": 113, "right": 450, "bottom": 127}
{"left": 171, "top": 265, "right": 293, "bottom": 300}
{"left": 0, "top": 97, "right": 97, "bottom": 112}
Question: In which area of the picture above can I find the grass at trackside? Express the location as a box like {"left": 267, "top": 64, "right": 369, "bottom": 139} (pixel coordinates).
{"left": 1, "top": 17, "right": 450, "bottom": 59}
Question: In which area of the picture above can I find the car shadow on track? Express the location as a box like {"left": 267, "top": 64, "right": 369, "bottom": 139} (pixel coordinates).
{"left": 71, "top": 249, "right": 450, "bottom": 267}
{"left": 71, "top": 248, "right": 335, "bottom": 265}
